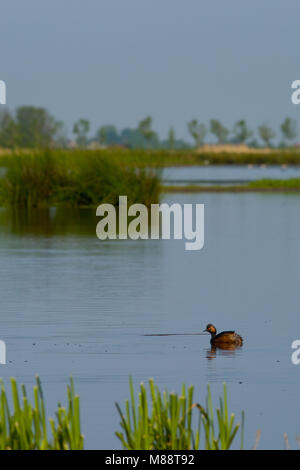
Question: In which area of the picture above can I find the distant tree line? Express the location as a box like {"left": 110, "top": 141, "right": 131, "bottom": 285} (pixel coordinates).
{"left": 0, "top": 107, "right": 67, "bottom": 149}
{"left": 0, "top": 106, "right": 298, "bottom": 149}
{"left": 187, "top": 118, "right": 298, "bottom": 148}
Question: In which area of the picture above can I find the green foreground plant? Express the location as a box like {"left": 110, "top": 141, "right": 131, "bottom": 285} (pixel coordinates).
{"left": 0, "top": 376, "right": 83, "bottom": 450}
{"left": 164, "top": 177, "right": 300, "bottom": 193}
{"left": 0, "top": 150, "right": 161, "bottom": 207}
{"left": 115, "top": 378, "right": 244, "bottom": 450}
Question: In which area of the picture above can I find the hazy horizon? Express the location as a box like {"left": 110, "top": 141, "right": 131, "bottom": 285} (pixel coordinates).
{"left": 1, "top": 0, "right": 299, "bottom": 141}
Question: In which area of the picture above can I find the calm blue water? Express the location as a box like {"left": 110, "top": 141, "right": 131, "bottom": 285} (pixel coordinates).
{"left": 163, "top": 165, "right": 300, "bottom": 185}
{"left": 0, "top": 184, "right": 300, "bottom": 449}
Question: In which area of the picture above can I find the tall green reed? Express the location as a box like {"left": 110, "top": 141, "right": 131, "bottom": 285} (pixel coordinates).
{"left": 0, "top": 150, "right": 161, "bottom": 207}
{"left": 0, "top": 376, "right": 83, "bottom": 450}
{"left": 116, "top": 377, "right": 244, "bottom": 450}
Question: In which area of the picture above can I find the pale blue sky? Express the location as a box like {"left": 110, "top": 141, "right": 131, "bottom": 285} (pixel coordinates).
{"left": 0, "top": 0, "right": 299, "bottom": 141}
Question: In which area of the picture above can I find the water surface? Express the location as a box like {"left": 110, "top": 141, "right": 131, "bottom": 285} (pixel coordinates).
{"left": 0, "top": 188, "right": 299, "bottom": 449}
{"left": 163, "top": 165, "right": 300, "bottom": 185}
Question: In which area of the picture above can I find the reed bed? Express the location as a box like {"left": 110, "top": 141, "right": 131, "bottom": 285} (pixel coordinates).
{"left": 0, "top": 150, "right": 161, "bottom": 207}
{"left": 247, "top": 178, "right": 300, "bottom": 189}
{"left": 68, "top": 147, "right": 300, "bottom": 166}
{"left": 115, "top": 378, "right": 244, "bottom": 450}
{"left": 1, "top": 148, "right": 300, "bottom": 170}
{"left": 164, "top": 178, "right": 300, "bottom": 193}
{"left": 0, "top": 148, "right": 299, "bottom": 207}
{"left": 0, "top": 376, "right": 83, "bottom": 450}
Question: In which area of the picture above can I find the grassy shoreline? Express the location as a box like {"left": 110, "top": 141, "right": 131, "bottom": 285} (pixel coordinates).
{"left": 1, "top": 149, "right": 300, "bottom": 207}
{"left": 163, "top": 178, "right": 300, "bottom": 193}
{"left": 2, "top": 148, "right": 300, "bottom": 167}
{"left": 0, "top": 150, "right": 161, "bottom": 207}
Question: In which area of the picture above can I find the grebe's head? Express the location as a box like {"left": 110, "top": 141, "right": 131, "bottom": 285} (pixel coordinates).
{"left": 204, "top": 324, "right": 217, "bottom": 334}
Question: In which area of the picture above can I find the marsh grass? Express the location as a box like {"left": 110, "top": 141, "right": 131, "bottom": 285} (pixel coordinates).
{"left": 0, "top": 150, "right": 161, "bottom": 207}
{"left": 247, "top": 178, "right": 300, "bottom": 189}
{"left": 71, "top": 148, "right": 300, "bottom": 167}
{"left": 0, "top": 376, "right": 83, "bottom": 450}
{"left": 164, "top": 178, "right": 300, "bottom": 193}
{"left": 1, "top": 149, "right": 300, "bottom": 206}
{"left": 1, "top": 148, "right": 300, "bottom": 170}
{"left": 115, "top": 378, "right": 244, "bottom": 450}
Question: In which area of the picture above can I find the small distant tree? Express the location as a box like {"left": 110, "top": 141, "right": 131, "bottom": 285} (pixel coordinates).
{"left": 280, "top": 117, "right": 297, "bottom": 145}
{"left": 97, "top": 127, "right": 107, "bottom": 146}
{"left": 16, "top": 106, "right": 59, "bottom": 148}
{"left": 120, "top": 128, "right": 144, "bottom": 148}
{"left": 53, "top": 120, "right": 68, "bottom": 148}
{"left": 73, "top": 118, "right": 90, "bottom": 148}
{"left": 137, "top": 116, "right": 157, "bottom": 147}
{"left": 168, "top": 126, "right": 175, "bottom": 149}
{"left": 258, "top": 124, "right": 276, "bottom": 147}
{"left": 0, "top": 107, "right": 63, "bottom": 148}
{"left": 232, "top": 120, "right": 253, "bottom": 144}
{"left": 96, "top": 125, "right": 119, "bottom": 146}
{"left": 187, "top": 120, "right": 206, "bottom": 147}
{"left": 0, "top": 110, "right": 19, "bottom": 148}
{"left": 210, "top": 119, "right": 229, "bottom": 144}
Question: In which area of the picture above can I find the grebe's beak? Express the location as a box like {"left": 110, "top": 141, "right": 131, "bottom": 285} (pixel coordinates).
{"left": 203, "top": 328, "right": 208, "bottom": 332}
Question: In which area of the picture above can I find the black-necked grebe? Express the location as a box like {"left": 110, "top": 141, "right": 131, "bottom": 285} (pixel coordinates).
{"left": 204, "top": 324, "right": 243, "bottom": 347}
